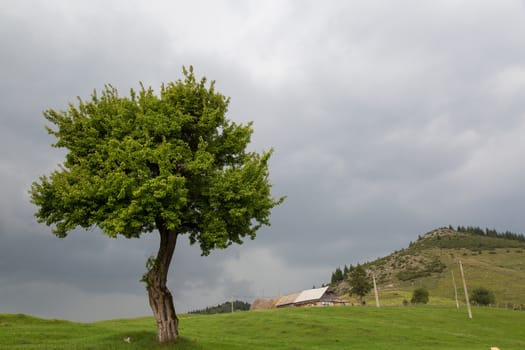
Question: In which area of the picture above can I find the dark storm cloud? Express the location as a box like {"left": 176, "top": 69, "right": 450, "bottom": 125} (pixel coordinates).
{"left": 214, "top": 0, "right": 525, "bottom": 276}
{"left": 2, "top": 0, "right": 525, "bottom": 320}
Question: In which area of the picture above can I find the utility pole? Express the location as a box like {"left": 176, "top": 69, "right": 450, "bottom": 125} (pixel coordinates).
{"left": 451, "top": 270, "right": 459, "bottom": 310}
{"left": 459, "top": 261, "right": 472, "bottom": 319}
{"left": 231, "top": 295, "right": 234, "bottom": 313}
{"left": 372, "top": 272, "right": 380, "bottom": 308}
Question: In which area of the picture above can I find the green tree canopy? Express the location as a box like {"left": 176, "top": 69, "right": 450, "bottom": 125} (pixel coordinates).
{"left": 348, "top": 264, "right": 372, "bottom": 304}
{"left": 411, "top": 287, "right": 429, "bottom": 304}
{"left": 470, "top": 287, "right": 495, "bottom": 306}
{"left": 30, "top": 66, "right": 284, "bottom": 342}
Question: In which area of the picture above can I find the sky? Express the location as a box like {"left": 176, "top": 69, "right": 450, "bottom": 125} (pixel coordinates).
{"left": 1, "top": 0, "right": 525, "bottom": 322}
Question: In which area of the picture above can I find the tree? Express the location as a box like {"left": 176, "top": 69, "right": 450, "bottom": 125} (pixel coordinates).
{"left": 470, "top": 287, "right": 495, "bottom": 306}
{"left": 411, "top": 287, "right": 429, "bottom": 304}
{"left": 348, "top": 264, "right": 372, "bottom": 305}
{"left": 331, "top": 267, "right": 344, "bottom": 284}
{"left": 30, "top": 67, "right": 284, "bottom": 343}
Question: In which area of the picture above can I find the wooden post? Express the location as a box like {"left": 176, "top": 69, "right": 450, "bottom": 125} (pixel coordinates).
{"left": 372, "top": 272, "right": 380, "bottom": 308}
{"left": 451, "top": 270, "right": 459, "bottom": 310}
{"left": 459, "top": 260, "right": 472, "bottom": 319}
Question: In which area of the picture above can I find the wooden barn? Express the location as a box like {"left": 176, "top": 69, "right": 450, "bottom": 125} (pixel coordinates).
{"left": 275, "top": 287, "right": 345, "bottom": 308}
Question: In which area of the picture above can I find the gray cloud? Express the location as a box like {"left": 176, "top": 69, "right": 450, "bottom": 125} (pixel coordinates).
{"left": 2, "top": 0, "right": 525, "bottom": 321}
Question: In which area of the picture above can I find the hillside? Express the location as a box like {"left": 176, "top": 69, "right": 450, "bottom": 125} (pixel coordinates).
{"left": 332, "top": 227, "right": 525, "bottom": 307}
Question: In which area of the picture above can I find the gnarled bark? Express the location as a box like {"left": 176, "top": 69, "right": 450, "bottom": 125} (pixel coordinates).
{"left": 144, "top": 221, "right": 179, "bottom": 343}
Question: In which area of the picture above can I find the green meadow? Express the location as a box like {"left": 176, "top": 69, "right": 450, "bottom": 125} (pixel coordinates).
{"left": 1, "top": 306, "right": 523, "bottom": 349}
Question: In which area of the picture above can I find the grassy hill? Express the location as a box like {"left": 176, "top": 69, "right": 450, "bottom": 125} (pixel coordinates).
{"left": 333, "top": 227, "right": 525, "bottom": 307}
{"left": 1, "top": 306, "right": 524, "bottom": 349}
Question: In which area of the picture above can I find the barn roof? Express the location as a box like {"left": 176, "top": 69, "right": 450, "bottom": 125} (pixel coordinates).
{"left": 275, "top": 292, "right": 301, "bottom": 307}
{"left": 294, "top": 286, "right": 329, "bottom": 304}
{"left": 275, "top": 286, "right": 330, "bottom": 307}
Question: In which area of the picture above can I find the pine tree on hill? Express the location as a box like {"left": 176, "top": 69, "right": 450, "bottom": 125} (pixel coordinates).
{"left": 348, "top": 264, "right": 372, "bottom": 305}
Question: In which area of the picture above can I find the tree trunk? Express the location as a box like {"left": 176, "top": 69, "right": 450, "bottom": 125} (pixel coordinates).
{"left": 144, "top": 221, "right": 179, "bottom": 343}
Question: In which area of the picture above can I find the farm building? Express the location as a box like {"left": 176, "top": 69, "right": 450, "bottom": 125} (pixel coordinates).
{"left": 275, "top": 287, "right": 345, "bottom": 308}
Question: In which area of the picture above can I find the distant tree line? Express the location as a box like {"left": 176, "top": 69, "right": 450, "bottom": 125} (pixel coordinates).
{"left": 189, "top": 300, "right": 251, "bottom": 314}
{"left": 331, "top": 264, "right": 354, "bottom": 284}
{"left": 451, "top": 225, "right": 525, "bottom": 242}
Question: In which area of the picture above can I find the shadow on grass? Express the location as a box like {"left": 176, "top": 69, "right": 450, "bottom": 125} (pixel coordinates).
{"left": 106, "top": 331, "right": 204, "bottom": 349}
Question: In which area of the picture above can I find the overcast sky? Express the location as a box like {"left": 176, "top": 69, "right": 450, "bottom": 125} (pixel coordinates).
{"left": 2, "top": 0, "right": 525, "bottom": 322}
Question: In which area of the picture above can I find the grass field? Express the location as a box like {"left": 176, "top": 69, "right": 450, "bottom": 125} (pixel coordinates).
{"left": 1, "top": 306, "right": 524, "bottom": 349}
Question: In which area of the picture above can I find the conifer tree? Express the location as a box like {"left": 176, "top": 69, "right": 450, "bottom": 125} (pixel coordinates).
{"left": 348, "top": 264, "right": 372, "bottom": 305}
